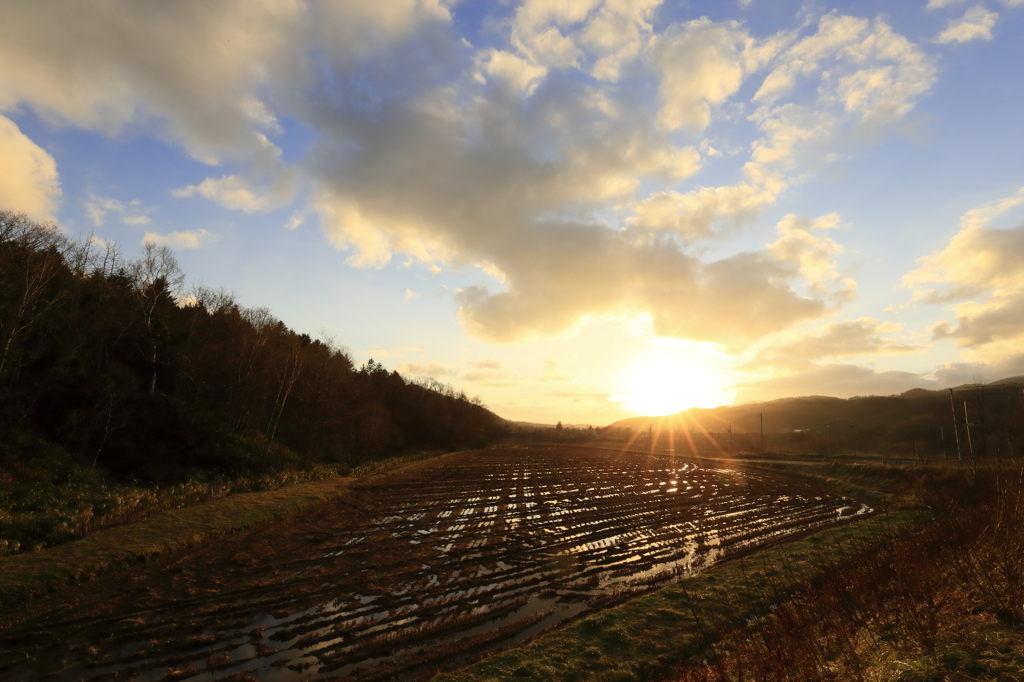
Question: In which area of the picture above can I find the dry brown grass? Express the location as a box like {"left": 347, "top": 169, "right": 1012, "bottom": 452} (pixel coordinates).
{"left": 674, "top": 469, "right": 1024, "bottom": 682}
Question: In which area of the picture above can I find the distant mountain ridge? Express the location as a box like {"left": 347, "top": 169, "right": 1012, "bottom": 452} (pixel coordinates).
{"left": 601, "top": 377, "right": 1024, "bottom": 458}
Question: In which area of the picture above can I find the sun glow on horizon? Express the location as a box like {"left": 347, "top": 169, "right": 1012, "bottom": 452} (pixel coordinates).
{"left": 617, "top": 344, "right": 735, "bottom": 417}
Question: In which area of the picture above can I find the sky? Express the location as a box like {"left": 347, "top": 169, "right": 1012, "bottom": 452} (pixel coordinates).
{"left": 1, "top": 0, "right": 1023, "bottom": 425}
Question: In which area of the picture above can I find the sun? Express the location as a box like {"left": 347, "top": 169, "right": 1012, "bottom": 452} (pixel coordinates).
{"left": 617, "top": 345, "right": 734, "bottom": 417}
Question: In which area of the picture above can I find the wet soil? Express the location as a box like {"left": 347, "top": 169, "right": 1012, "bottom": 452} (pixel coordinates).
{"left": 0, "top": 446, "right": 869, "bottom": 682}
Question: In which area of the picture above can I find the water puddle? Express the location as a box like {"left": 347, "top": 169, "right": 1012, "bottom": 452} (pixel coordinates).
{"left": 2, "top": 448, "right": 869, "bottom": 682}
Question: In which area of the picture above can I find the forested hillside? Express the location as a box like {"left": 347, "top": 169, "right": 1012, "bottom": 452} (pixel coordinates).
{"left": 0, "top": 210, "right": 504, "bottom": 483}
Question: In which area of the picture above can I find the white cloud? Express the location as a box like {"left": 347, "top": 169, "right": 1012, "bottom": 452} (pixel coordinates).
{"left": 902, "top": 188, "right": 1024, "bottom": 366}
{"left": 85, "top": 196, "right": 124, "bottom": 227}
{"left": 838, "top": 26, "right": 937, "bottom": 124}
{"left": 903, "top": 188, "right": 1024, "bottom": 301}
{"left": 404, "top": 288, "right": 421, "bottom": 301}
{"left": 309, "top": 0, "right": 456, "bottom": 64}
{"left": 142, "top": 229, "right": 217, "bottom": 250}
{"left": 749, "top": 13, "right": 937, "bottom": 174}
{"left": 174, "top": 177, "right": 267, "bottom": 213}
{"left": 0, "top": 3, "right": 948, "bottom": 360}
{"left": 1, "top": 1, "right": 448, "bottom": 131}
{"left": 0, "top": 0, "right": 452, "bottom": 199}
{"left": 507, "top": 0, "right": 662, "bottom": 83}
{"left": 311, "top": 96, "right": 838, "bottom": 345}
{"left": 654, "top": 18, "right": 777, "bottom": 132}
{"left": 173, "top": 174, "right": 295, "bottom": 213}
{"left": 315, "top": 199, "right": 396, "bottom": 268}
{"left": 0, "top": 0, "right": 303, "bottom": 168}
{"left": 740, "top": 318, "right": 924, "bottom": 374}
{"left": 510, "top": 0, "right": 590, "bottom": 68}
{"left": 748, "top": 105, "right": 834, "bottom": 166}
{"left": 926, "top": 0, "right": 966, "bottom": 8}
{"left": 732, "top": 363, "right": 934, "bottom": 403}
{"left": 452, "top": 234, "right": 834, "bottom": 347}
{"left": 479, "top": 49, "right": 549, "bottom": 94}
{"left": 0, "top": 115, "right": 60, "bottom": 221}
{"left": 86, "top": 194, "right": 151, "bottom": 226}
{"left": 515, "top": 0, "right": 601, "bottom": 32}
{"left": 302, "top": 11, "right": 941, "bottom": 349}
{"left": 767, "top": 213, "right": 856, "bottom": 305}
{"left": 525, "top": 26, "right": 584, "bottom": 69}
{"left": 580, "top": 0, "right": 661, "bottom": 82}
{"left": 630, "top": 181, "right": 781, "bottom": 240}
{"left": 88, "top": 234, "right": 112, "bottom": 251}
{"left": 502, "top": 0, "right": 663, "bottom": 89}
{"left": 733, "top": 354, "right": 1023, "bottom": 403}
{"left": 754, "top": 14, "right": 870, "bottom": 104}
{"left": 755, "top": 14, "right": 938, "bottom": 141}
{"left": 934, "top": 5, "right": 999, "bottom": 43}
{"left": 284, "top": 209, "right": 307, "bottom": 230}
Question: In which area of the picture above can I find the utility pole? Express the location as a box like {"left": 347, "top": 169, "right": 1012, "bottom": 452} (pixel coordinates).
{"left": 949, "top": 388, "right": 963, "bottom": 463}
{"left": 964, "top": 399, "right": 975, "bottom": 460}
{"left": 759, "top": 413, "right": 764, "bottom": 455}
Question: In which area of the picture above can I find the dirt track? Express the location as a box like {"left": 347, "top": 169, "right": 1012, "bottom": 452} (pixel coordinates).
{"left": 0, "top": 446, "right": 869, "bottom": 681}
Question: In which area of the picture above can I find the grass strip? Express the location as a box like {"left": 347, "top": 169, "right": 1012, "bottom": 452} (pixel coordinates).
{"left": 740, "top": 460, "right": 996, "bottom": 515}
{"left": 435, "top": 510, "right": 932, "bottom": 682}
{"left": 745, "top": 461, "right": 917, "bottom": 507}
{"left": 0, "top": 449, "right": 457, "bottom": 608}
{"left": 0, "top": 478, "right": 352, "bottom": 607}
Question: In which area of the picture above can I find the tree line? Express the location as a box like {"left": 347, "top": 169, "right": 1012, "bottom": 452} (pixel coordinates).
{"left": 0, "top": 210, "right": 504, "bottom": 482}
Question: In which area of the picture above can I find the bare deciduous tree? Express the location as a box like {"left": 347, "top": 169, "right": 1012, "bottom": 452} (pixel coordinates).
{"left": 127, "top": 242, "right": 185, "bottom": 397}
{"left": 0, "top": 211, "right": 91, "bottom": 387}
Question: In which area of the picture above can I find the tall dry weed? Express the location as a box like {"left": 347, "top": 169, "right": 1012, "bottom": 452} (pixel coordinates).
{"left": 676, "top": 468, "right": 1024, "bottom": 681}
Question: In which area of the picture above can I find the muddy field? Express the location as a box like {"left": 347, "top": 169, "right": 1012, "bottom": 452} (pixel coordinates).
{"left": 0, "top": 446, "right": 869, "bottom": 682}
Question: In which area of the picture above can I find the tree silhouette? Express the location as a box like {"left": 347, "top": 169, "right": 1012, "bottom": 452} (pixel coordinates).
{"left": 127, "top": 242, "right": 184, "bottom": 397}
{"left": 0, "top": 212, "right": 507, "bottom": 482}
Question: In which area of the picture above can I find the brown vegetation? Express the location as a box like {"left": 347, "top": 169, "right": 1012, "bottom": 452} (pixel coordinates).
{"left": 675, "top": 468, "right": 1024, "bottom": 681}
